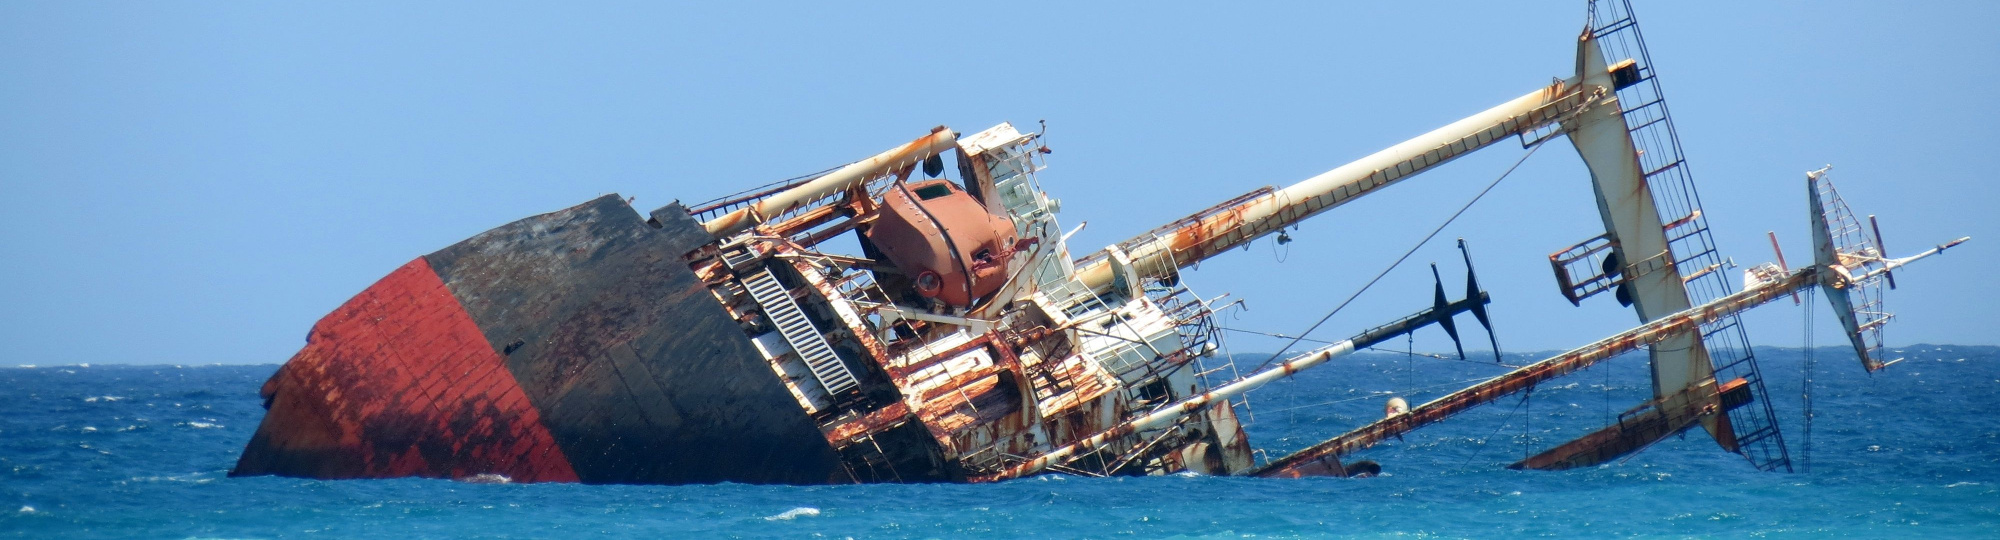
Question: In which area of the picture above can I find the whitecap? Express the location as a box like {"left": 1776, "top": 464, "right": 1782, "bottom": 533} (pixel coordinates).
{"left": 764, "top": 507, "right": 820, "bottom": 521}
{"left": 81, "top": 426, "right": 98, "bottom": 433}
{"left": 1946, "top": 481, "right": 1979, "bottom": 488}
{"left": 84, "top": 396, "right": 126, "bottom": 403}
{"left": 457, "top": 473, "right": 512, "bottom": 484}
{"left": 183, "top": 422, "right": 222, "bottom": 429}
{"left": 127, "top": 473, "right": 217, "bottom": 485}
{"left": 18, "top": 506, "right": 32, "bottom": 513}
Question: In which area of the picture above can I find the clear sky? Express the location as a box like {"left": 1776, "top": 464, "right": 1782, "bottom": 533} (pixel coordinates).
{"left": 3, "top": 1, "right": 1995, "bottom": 366}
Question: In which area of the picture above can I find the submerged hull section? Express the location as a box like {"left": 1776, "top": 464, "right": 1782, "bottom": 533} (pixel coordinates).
{"left": 233, "top": 195, "right": 844, "bottom": 484}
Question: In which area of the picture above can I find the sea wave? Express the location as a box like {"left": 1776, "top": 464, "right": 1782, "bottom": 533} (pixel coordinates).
{"left": 763, "top": 507, "right": 820, "bottom": 521}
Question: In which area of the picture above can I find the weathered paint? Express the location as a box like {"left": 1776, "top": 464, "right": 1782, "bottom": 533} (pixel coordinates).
{"left": 1510, "top": 378, "right": 1751, "bottom": 471}
{"left": 232, "top": 258, "right": 580, "bottom": 483}
{"left": 866, "top": 179, "right": 1019, "bottom": 307}
{"left": 1083, "top": 76, "right": 1591, "bottom": 290}
{"left": 1564, "top": 25, "right": 1718, "bottom": 422}
{"left": 705, "top": 128, "right": 959, "bottom": 238}
{"left": 237, "top": 197, "right": 848, "bottom": 485}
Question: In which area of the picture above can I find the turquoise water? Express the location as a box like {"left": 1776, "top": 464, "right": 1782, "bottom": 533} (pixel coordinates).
{"left": 3, "top": 347, "right": 1995, "bottom": 538}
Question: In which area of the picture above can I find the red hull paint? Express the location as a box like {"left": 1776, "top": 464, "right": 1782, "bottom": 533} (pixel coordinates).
{"left": 235, "top": 258, "right": 579, "bottom": 482}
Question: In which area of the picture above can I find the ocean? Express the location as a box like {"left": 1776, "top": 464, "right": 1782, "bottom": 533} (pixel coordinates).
{"left": 2, "top": 346, "right": 1994, "bottom": 538}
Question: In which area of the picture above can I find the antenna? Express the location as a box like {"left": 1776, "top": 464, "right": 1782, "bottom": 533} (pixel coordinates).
{"left": 1767, "top": 231, "right": 1799, "bottom": 305}
{"left": 1428, "top": 240, "right": 1501, "bottom": 362}
{"left": 1806, "top": 167, "right": 1900, "bottom": 372}
{"left": 1460, "top": 239, "right": 1503, "bottom": 362}
{"left": 1430, "top": 264, "right": 1465, "bottom": 361}
{"left": 1869, "top": 215, "right": 1897, "bottom": 290}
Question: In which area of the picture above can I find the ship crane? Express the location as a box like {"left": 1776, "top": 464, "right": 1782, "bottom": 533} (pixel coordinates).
{"left": 1252, "top": 169, "right": 1967, "bottom": 477}
{"left": 1071, "top": 0, "right": 1797, "bottom": 472}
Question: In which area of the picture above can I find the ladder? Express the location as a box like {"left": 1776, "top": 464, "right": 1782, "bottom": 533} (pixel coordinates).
{"left": 736, "top": 259, "right": 860, "bottom": 396}
{"left": 1588, "top": 0, "right": 1790, "bottom": 472}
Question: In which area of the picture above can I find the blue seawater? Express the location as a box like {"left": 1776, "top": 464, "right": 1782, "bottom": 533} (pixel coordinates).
{"left": 2, "top": 346, "right": 1995, "bottom": 538}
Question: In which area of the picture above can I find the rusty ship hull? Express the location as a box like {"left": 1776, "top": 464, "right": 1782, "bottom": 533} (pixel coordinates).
{"left": 235, "top": 198, "right": 854, "bottom": 484}
{"left": 234, "top": 1, "right": 1967, "bottom": 486}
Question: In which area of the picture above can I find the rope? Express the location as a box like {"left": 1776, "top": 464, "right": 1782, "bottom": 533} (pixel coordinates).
{"left": 1251, "top": 376, "right": 1496, "bottom": 416}
{"left": 1463, "top": 389, "right": 1534, "bottom": 468}
{"left": 1602, "top": 355, "right": 1613, "bottom": 426}
{"left": 1218, "top": 327, "right": 1519, "bottom": 368}
{"left": 1250, "top": 139, "right": 1549, "bottom": 374}
{"left": 1407, "top": 332, "right": 1415, "bottom": 373}
{"left": 1522, "top": 386, "right": 1534, "bottom": 460}
{"left": 1801, "top": 287, "right": 1817, "bottom": 474}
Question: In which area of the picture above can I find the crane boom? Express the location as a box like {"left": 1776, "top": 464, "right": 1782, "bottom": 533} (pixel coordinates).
{"left": 1077, "top": 75, "right": 1598, "bottom": 291}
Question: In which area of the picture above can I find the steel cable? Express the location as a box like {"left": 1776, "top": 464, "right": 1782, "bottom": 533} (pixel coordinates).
{"left": 1250, "top": 139, "right": 1549, "bottom": 374}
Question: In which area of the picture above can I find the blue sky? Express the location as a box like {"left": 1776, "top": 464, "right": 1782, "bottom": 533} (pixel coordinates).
{"left": 2, "top": 1, "right": 1995, "bottom": 366}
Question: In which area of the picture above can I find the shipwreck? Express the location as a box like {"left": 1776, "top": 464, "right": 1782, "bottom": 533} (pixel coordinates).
{"left": 232, "top": 1, "right": 1967, "bottom": 485}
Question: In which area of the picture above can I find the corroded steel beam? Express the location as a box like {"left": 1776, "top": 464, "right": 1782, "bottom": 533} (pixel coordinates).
{"left": 704, "top": 128, "right": 959, "bottom": 238}
{"left": 1509, "top": 377, "right": 1752, "bottom": 471}
{"left": 1249, "top": 260, "right": 1858, "bottom": 477}
{"left": 1079, "top": 77, "right": 1593, "bottom": 290}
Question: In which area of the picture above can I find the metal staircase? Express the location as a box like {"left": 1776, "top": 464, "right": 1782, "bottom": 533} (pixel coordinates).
{"left": 730, "top": 249, "right": 861, "bottom": 397}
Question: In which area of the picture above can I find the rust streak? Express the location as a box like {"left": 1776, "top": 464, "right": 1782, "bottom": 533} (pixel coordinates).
{"left": 823, "top": 401, "right": 911, "bottom": 444}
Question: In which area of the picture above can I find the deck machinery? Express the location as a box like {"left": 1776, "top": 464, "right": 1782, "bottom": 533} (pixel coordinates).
{"left": 232, "top": 1, "right": 1966, "bottom": 485}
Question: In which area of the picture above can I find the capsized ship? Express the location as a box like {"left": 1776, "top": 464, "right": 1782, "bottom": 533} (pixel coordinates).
{"left": 233, "top": 1, "right": 1968, "bottom": 484}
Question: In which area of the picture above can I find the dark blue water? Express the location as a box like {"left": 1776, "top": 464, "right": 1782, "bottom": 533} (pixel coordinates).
{"left": 3, "top": 347, "right": 1995, "bottom": 538}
